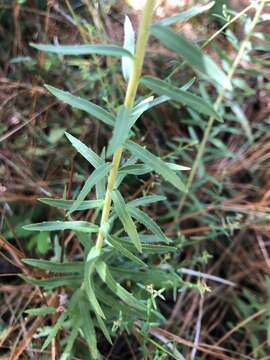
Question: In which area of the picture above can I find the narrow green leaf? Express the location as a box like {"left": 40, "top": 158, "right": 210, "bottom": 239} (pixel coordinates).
{"left": 108, "top": 235, "right": 147, "bottom": 267}
{"left": 96, "top": 261, "right": 147, "bottom": 313}
{"left": 125, "top": 140, "right": 187, "bottom": 192}
{"left": 254, "top": 42, "right": 270, "bottom": 51}
{"left": 42, "top": 312, "right": 67, "bottom": 350}
{"left": 23, "top": 221, "right": 98, "bottom": 233}
{"left": 60, "top": 315, "right": 82, "bottom": 360}
{"left": 107, "top": 106, "right": 133, "bottom": 157}
{"left": 131, "top": 78, "right": 195, "bottom": 125}
{"left": 25, "top": 306, "right": 56, "bottom": 316}
{"left": 119, "top": 159, "right": 190, "bottom": 178}
{"left": 118, "top": 163, "right": 152, "bottom": 176}
{"left": 45, "top": 86, "right": 115, "bottom": 127}
{"left": 231, "top": 102, "right": 253, "bottom": 143}
{"left": 33, "top": 231, "right": 50, "bottom": 254}
{"left": 84, "top": 247, "right": 105, "bottom": 319}
{"left": 20, "top": 274, "right": 82, "bottom": 289}
{"left": 122, "top": 16, "right": 135, "bottom": 81}
{"left": 65, "top": 132, "right": 104, "bottom": 167}
{"left": 141, "top": 76, "right": 221, "bottom": 120}
{"left": 166, "top": 163, "right": 190, "bottom": 171}
{"left": 113, "top": 237, "right": 177, "bottom": 254}
{"left": 31, "top": 42, "right": 133, "bottom": 58}
{"left": 154, "top": 2, "right": 215, "bottom": 26}
{"left": 115, "top": 156, "right": 137, "bottom": 188}
{"left": 111, "top": 190, "right": 142, "bottom": 252}
{"left": 68, "top": 288, "right": 83, "bottom": 312}
{"left": 79, "top": 300, "right": 98, "bottom": 360}
{"left": 128, "top": 195, "right": 166, "bottom": 207}
{"left": 127, "top": 206, "right": 169, "bottom": 244}
{"left": 39, "top": 198, "right": 103, "bottom": 211}
{"left": 131, "top": 96, "right": 168, "bottom": 126}
{"left": 22, "top": 259, "right": 84, "bottom": 273}
{"left": 95, "top": 288, "right": 146, "bottom": 321}
{"left": 69, "top": 163, "right": 111, "bottom": 214}
{"left": 67, "top": 286, "right": 84, "bottom": 314}
{"left": 96, "top": 147, "right": 107, "bottom": 199}
{"left": 111, "top": 266, "right": 181, "bottom": 289}
{"left": 96, "top": 314, "right": 112, "bottom": 344}
{"left": 150, "top": 25, "right": 232, "bottom": 90}
{"left": 179, "top": 77, "right": 197, "bottom": 92}
{"left": 134, "top": 234, "right": 171, "bottom": 244}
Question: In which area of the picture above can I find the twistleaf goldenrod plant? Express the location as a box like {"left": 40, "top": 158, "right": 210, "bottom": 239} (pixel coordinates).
{"left": 21, "top": 0, "right": 267, "bottom": 358}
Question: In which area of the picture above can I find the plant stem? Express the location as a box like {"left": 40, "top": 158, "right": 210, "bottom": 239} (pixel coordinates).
{"left": 95, "top": 0, "right": 156, "bottom": 251}
{"left": 201, "top": 3, "right": 254, "bottom": 49}
{"left": 174, "top": 0, "right": 267, "bottom": 221}
{"left": 166, "top": 3, "right": 254, "bottom": 82}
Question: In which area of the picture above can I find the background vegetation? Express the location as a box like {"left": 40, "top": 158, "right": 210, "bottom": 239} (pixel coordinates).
{"left": 1, "top": 0, "right": 270, "bottom": 359}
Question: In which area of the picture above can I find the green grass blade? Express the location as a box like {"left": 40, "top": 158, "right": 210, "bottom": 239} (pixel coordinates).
{"left": 23, "top": 221, "right": 98, "bottom": 233}
{"left": 150, "top": 25, "right": 232, "bottom": 90}
{"left": 31, "top": 43, "right": 133, "bottom": 58}
{"left": 45, "top": 86, "right": 115, "bottom": 127}
{"left": 65, "top": 132, "right": 104, "bottom": 167}
{"left": 125, "top": 140, "right": 187, "bottom": 192}
{"left": 141, "top": 76, "right": 221, "bottom": 120}
{"left": 111, "top": 190, "right": 142, "bottom": 252}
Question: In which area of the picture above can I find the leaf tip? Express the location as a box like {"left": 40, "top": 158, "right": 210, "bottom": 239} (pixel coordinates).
{"left": 44, "top": 84, "right": 56, "bottom": 95}
{"left": 64, "top": 132, "right": 73, "bottom": 142}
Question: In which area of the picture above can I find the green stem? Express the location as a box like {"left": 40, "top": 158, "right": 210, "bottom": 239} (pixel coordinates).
{"left": 166, "top": 3, "right": 254, "bottom": 82}
{"left": 201, "top": 3, "right": 254, "bottom": 49}
{"left": 95, "top": 0, "right": 156, "bottom": 251}
{"left": 175, "top": 0, "right": 267, "bottom": 220}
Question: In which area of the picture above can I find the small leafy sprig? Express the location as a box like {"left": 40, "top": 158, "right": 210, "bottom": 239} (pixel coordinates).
{"left": 20, "top": 0, "right": 259, "bottom": 358}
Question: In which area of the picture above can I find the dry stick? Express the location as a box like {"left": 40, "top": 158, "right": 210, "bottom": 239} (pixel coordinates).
{"left": 174, "top": 0, "right": 267, "bottom": 221}
{"left": 10, "top": 294, "right": 57, "bottom": 360}
{"left": 95, "top": 0, "right": 156, "bottom": 251}
{"left": 215, "top": 308, "right": 266, "bottom": 346}
{"left": 191, "top": 295, "right": 204, "bottom": 360}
